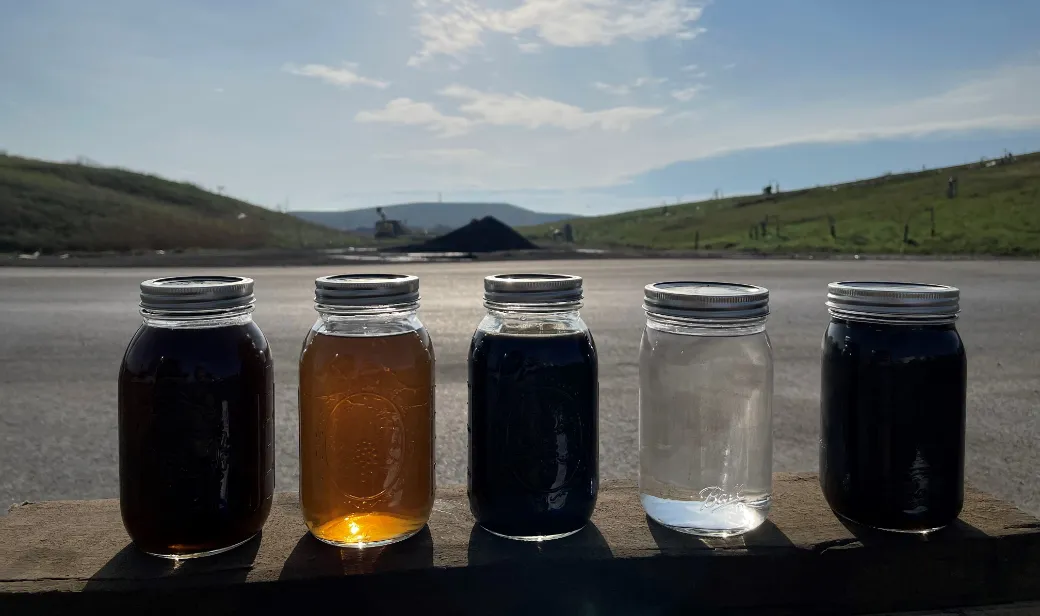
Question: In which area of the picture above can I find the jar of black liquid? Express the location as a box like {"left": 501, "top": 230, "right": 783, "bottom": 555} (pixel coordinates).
{"left": 468, "top": 274, "right": 598, "bottom": 541}
{"left": 119, "top": 276, "right": 275, "bottom": 558}
{"left": 820, "top": 282, "right": 966, "bottom": 533}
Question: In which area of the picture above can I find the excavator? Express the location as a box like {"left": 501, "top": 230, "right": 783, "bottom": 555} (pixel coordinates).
{"left": 374, "top": 207, "right": 407, "bottom": 239}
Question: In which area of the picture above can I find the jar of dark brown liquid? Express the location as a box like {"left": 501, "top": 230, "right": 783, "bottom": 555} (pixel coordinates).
{"left": 468, "top": 274, "right": 598, "bottom": 541}
{"left": 820, "top": 282, "right": 966, "bottom": 533}
{"left": 119, "top": 276, "right": 275, "bottom": 559}
{"left": 299, "top": 274, "right": 435, "bottom": 548}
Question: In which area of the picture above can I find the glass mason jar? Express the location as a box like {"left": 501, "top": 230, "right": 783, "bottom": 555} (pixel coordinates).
{"left": 119, "top": 276, "right": 275, "bottom": 559}
{"left": 639, "top": 281, "right": 773, "bottom": 537}
{"left": 299, "top": 274, "right": 435, "bottom": 548}
{"left": 468, "top": 274, "right": 598, "bottom": 541}
{"left": 820, "top": 282, "right": 966, "bottom": 533}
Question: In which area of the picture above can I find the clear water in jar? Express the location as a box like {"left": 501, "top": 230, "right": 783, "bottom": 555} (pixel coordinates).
{"left": 638, "top": 323, "right": 773, "bottom": 537}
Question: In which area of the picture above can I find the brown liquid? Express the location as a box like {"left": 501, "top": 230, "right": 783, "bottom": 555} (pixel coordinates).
{"left": 119, "top": 321, "right": 274, "bottom": 558}
{"left": 299, "top": 329, "right": 435, "bottom": 546}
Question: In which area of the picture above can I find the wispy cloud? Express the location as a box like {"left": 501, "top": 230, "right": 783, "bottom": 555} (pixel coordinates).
{"left": 680, "top": 64, "right": 708, "bottom": 78}
{"left": 376, "top": 148, "right": 488, "bottom": 164}
{"left": 439, "top": 84, "right": 664, "bottom": 131}
{"left": 671, "top": 85, "right": 704, "bottom": 101}
{"left": 408, "top": 0, "right": 705, "bottom": 66}
{"left": 359, "top": 63, "right": 1040, "bottom": 198}
{"left": 355, "top": 98, "right": 471, "bottom": 136}
{"left": 284, "top": 62, "right": 390, "bottom": 89}
{"left": 356, "top": 85, "right": 664, "bottom": 136}
{"left": 593, "top": 76, "right": 667, "bottom": 96}
{"left": 675, "top": 27, "right": 706, "bottom": 41}
{"left": 593, "top": 81, "right": 632, "bottom": 96}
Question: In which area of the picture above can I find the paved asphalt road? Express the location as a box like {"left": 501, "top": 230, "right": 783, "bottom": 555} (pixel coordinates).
{"left": 1, "top": 259, "right": 1038, "bottom": 517}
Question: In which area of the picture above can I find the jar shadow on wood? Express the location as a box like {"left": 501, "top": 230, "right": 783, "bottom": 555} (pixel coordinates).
{"left": 645, "top": 515, "right": 793, "bottom": 554}
{"left": 279, "top": 527, "right": 433, "bottom": 580}
{"left": 466, "top": 522, "right": 610, "bottom": 566}
{"left": 84, "top": 534, "right": 262, "bottom": 591}
{"left": 833, "top": 515, "right": 987, "bottom": 545}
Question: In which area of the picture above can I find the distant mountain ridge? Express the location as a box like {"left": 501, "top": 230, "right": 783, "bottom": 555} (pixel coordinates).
{"left": 293, "top": 202, "right": 578, "bottom": 232}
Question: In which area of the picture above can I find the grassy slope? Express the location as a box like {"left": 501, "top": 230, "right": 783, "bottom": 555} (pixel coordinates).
{"left": 0, "top": 155, "right": 367, "bottom": 253}
{"left": 521, "top": 152, "right": 1040, "bottom": 255}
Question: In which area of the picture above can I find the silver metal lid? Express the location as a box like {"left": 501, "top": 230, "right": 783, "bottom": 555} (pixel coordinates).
{"left": 139, "top": 276, "right": 255, "bottom": 312}
{"left": 484, "top": 273, "right": 583, "bottom": 304}
{"left": 643, "top": 281, "right": 769, "bottom": 320}
{"left": 827, "top": 281, "right": 959, "bottom": 319}
{"left": 315, "top": 273, "right": 420, "bottom": 307}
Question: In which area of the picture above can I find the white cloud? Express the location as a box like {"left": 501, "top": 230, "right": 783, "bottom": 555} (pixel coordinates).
{"left": 355, "top": 98, "right": 472, "bottom": 136}
{"left": 593, "top": 81, "right": 632, "bottom": 95}
{"left": 377, "top": 148, "right": 488, "bottom": 164}
{"left": 408, "top": 0, "right": 705, "bottom": 65}
{"left": 517, "top": 41, "right": 542, "bottom": 53}
{"left": 439, "top": 84, "right": 664, "bottom": 131}
{"left": 634, "top": 77, "right": 668, "bottom": 87}
{"left": 679, "top": 64, "right": 708, "bottom": 78}
{"left": 675, "top": 27, "right": 706, "bottom": 40}
{"left": 593, "top": 76, "right": 666, "bottom": 96}
{"left": 353, "top": 63, "right": 1040, "bottom": 200}
{"left": 357, "top": 86, "right": 663, "bottom": 135}
{"left": 671, "top": 85, "right": 704, "bottom": 101}
{"left": 284, "top": 62, "right": 390, "bottom": 89}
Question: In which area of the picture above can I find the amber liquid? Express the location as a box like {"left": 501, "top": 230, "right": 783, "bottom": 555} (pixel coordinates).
{"left": 299, "top": 328, "right": 435, "bottom": 546}
{"left": 119, "top": 321, "right": 274, "bottom": 558}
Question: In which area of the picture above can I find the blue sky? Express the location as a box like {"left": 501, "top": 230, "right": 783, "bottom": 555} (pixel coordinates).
{"left": 2, "top": 0, "right": 1039, "bottom": 215}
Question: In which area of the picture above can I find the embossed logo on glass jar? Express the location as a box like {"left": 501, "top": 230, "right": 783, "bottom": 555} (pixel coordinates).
{"left": 504, "top": 385, "right": 584, "bottom": 493}
{"left": 325, "top": 392, "right": 405, "bottom": 501}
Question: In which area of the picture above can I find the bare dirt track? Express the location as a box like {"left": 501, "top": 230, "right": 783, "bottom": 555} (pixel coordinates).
{"left": 1, "top": 259, "right": 1038, "bottom": 516}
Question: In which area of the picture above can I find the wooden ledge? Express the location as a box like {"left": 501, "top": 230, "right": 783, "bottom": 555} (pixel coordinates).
{"left": 3, "top": 473, "right": 1040, "bottom": 615}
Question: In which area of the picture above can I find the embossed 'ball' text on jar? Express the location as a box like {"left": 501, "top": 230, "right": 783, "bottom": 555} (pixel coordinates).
{"left": 298, "top": 274, "right": 435, "bottom": 548}
{"left": 119, "top": 276, "right": 275, "bottom": 559}
{"left": 468, "top": 274, "right": 599, "bottom": 541}
{"left": 820, "top": 282, "right": 967, "bottom": 533}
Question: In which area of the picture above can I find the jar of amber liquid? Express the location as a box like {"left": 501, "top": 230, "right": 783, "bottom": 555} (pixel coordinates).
{"left": 119, "top": 276, "right": 275, "bottom": 559}
{"left": 299, "top": 274, "right": 435, "bottom": 547}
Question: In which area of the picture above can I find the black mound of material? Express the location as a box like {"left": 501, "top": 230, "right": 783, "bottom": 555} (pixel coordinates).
{"left": 399, "top": 216, "right": 539, "bottom": 253}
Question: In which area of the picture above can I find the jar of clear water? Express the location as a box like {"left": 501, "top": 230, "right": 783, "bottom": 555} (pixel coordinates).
{"left": 639, "top": 281, "right": 773, "bottom": 537}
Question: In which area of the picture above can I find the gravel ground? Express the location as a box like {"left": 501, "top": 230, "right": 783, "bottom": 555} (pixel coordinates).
{"left": 1, "top": 259, "right": 1038, "bottom": 516}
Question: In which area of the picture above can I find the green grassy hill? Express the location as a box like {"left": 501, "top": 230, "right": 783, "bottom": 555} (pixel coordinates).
{"left": 0, "top": 155, "right": 365, "bottom": 253}
{"left": 521, "top": 152, "right": 1040, "bottom": 256}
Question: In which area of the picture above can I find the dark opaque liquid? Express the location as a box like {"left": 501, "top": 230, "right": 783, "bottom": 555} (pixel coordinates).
{"left": 468, "top": 330, "right": 598, "bottom": 538}
{"left": 820, "top": 317, "right": 966, "bottom": 531}
{"left": 119, "top": 321, "right": 275, "bottom": 556}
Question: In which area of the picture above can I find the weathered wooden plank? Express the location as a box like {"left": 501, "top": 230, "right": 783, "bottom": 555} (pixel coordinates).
{"left": 2, "top": 473, "right": 1039, "bottom": 615}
